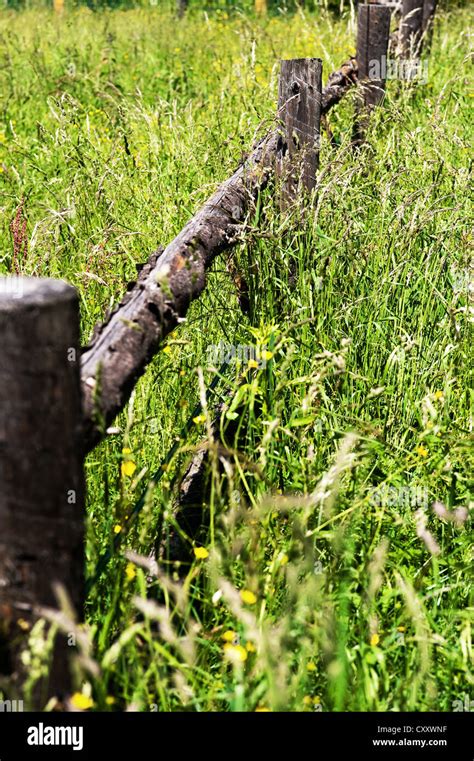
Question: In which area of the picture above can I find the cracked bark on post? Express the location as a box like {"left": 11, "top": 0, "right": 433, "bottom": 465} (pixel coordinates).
{"left": 276, "top": 58, "right": 322, "bottom": 211}
{"left": 0, "top": 277, "right": 84, "bottom": 703}
{"left": 353, "top": 4, "right": 391, "bottom": 146}
{"left": 321, "top": 58, "right": 358, "bottom": 114}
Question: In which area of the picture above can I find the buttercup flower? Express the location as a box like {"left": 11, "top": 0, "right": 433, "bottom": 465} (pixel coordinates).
{"left": 223, "top": 643, "right": 248, "bottom": 663}
{"left": 240, "top": 589, "right": 257, "bottom": 605}
{"left": 121, "top": 460, "right": 136, "bottom": 477}
{"left": 416, "top": 445, "right": 428, "bottom": 458}
{"left": 71, "top": 693, "right": 94, "bottom": 711}
{"left": 121, "top": 448, "right": 136, "bottom": 477}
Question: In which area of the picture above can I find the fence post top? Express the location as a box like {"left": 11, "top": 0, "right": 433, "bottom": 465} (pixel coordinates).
{"left": 280, "top": 57, "right": 323, "bottom": 64}
{"left": 0, "top": 276, "right": 77, "bottom": 310}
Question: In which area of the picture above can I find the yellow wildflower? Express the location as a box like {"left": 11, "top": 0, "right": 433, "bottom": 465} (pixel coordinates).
{"left": 106, "top": 696, "right": 115, "bottom": 705}
{"left": 262, "top": 350, "right": 274, "bottom": 361}
{"left": 303, "top": 695, "right": 312, "bottom": 706}
{"left": 125, "top": 562, "right": 136, "bottom": 581}
{"left": 416, "top": 445, "right": 429, "bottom": 458}
{"left": 240, "top": 589, "right": 257, "bottom": 605}
{"left": 255, "top": 706, "right": 271, "bottom": 712}
{"left": 223, "top": 643, "right": 248, "bottom": 663}
{"left": 71, "top": 693, "right": 94, "bottom": 711}
{"left": 306, "top": 662, "right": 316, "bottom": 672}
{"left": 247, "top": 359, "right": 259, "bottom": 369}
{"left": 246, "top": 641, "right": 256, "bottom": 653}
{"left": 397, "top": 626, "right": 406, "bottom": 633}
{"left": 193, "top": 414, "right": 206, "bottom": 425}
{"left": 121, "top": 448, "right": 136, "bottom": 477}
{"left": 162, "top": 345, "right": 172, "bottom": 354}
{"left": 193, "top": 546, "right": 209, "bottom": 560}
{"left": 370, "top": 633, "right": 380, "bottom": 647}
{"left": 113, "top": 524, "right": 122, "bottom": 534}
{"left": 121, "top": 460, "right": 136, "bottom": 477}
{"left": 434, "top": 391, "right": 444, "bottom": 401}
{"left": 222, "top": 630, "right": 237, "bottom": 642}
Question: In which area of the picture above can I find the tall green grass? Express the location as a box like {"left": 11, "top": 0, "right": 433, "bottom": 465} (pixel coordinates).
{"left": 0, "top": 4, "right": 472, "bottom": 711}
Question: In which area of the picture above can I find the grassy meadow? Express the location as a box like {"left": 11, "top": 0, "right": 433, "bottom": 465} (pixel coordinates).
{"left": 0, "top": 2, "right": 472, "bottom": 712}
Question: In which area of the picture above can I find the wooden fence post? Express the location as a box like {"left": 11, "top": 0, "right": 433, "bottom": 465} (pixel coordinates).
{"left": 177, "top": 0, "right": 187, "bottom": 17}
{"left": 400, "top": 0, "right": 424, "bottom": 57}
{"left": 353, "top": 3, "right": 391, "bottom": 146}
{"left": 277, "top": 58, "right": 322, "bottom": 211}
{"left": 421, "top": 0, "right": 437, "bottom": 49}
{"left": 0, "top": 277, "right": 84, "bottom": 703}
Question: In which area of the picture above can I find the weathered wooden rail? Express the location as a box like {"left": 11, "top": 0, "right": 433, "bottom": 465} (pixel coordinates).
{"left": 80, "top": 56, "right": 354, "bottom": 454}
{"left": 0, "top": 1, "right": 438, "bottom": 704}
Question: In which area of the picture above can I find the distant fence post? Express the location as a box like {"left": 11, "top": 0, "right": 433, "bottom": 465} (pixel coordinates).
{"left": 421, "top": 0, "right": 437, "bottom": 49}
{"left": 353, "top": 3, "right": 391, "bottom": 146}
{"left": 177, "top": 0, "right": 187, "bottom": 17}
{"left": 277, "top": 58, "right": 322, "bottom": 211}
{"left": 0, "top": 277, "right": 84, "bottom": 703}
{"left": 400, "top": 0, "right": 423, "bottom": 57}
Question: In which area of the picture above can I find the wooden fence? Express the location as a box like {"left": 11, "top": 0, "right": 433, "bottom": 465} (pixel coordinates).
{"left": 0, "top": 1, "right": 437, "bottom": 702}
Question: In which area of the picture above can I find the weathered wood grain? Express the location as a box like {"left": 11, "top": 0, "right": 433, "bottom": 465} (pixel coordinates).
{"left": 353, "top": 3, "right": 391, "bottom": 145}
{"left": 276, "top": 58, "right": 322, "bottom": 209}
{"left": 0, "top": 277, "right": 83, "bottom": 701}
